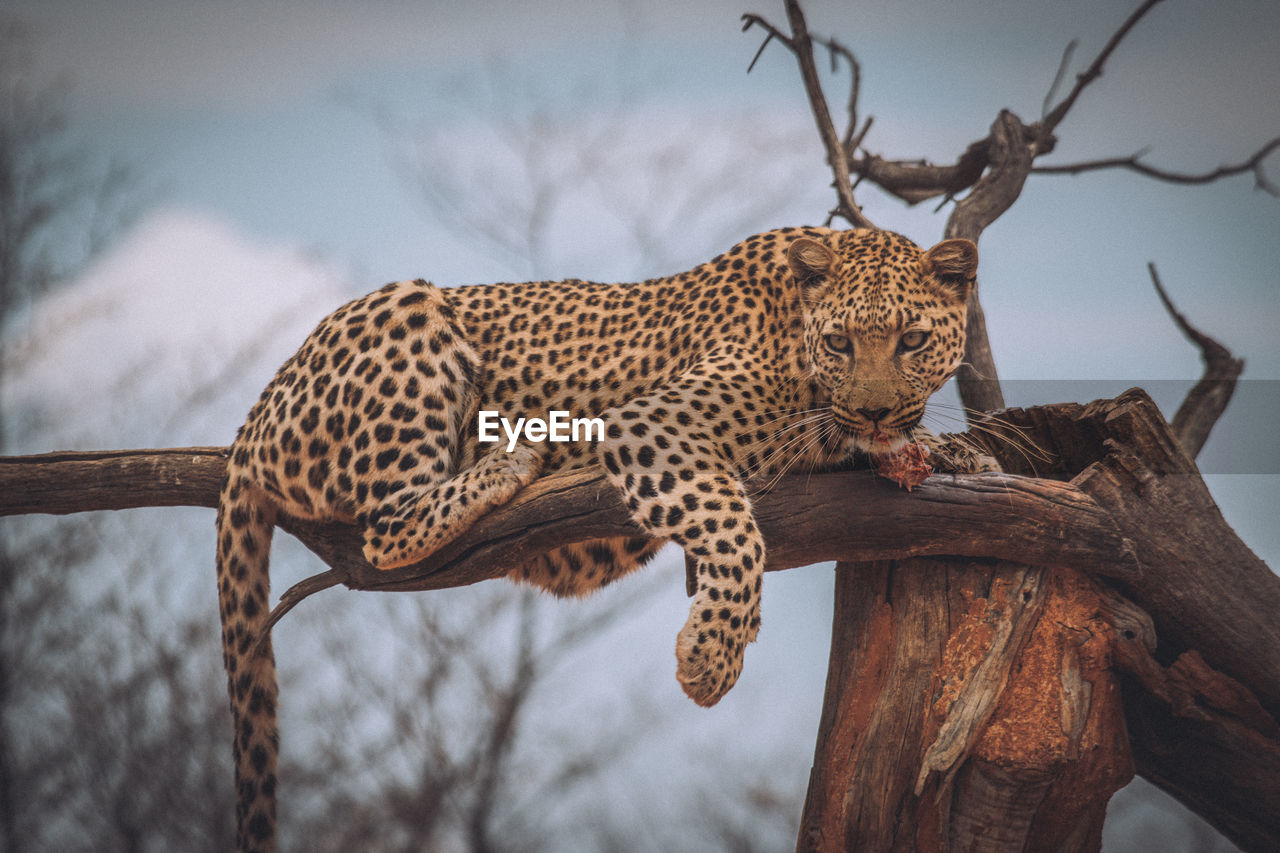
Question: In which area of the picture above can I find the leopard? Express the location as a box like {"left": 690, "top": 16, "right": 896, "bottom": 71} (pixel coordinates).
{"left": 215, "top": 225, "right": 981, "bottom": 851}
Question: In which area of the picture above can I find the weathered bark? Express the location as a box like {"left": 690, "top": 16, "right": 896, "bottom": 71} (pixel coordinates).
{"left": 0, "top": 447, "right": 229, "bottom": 515}
{"left": 797, "top": 389, "right": 1280, "bottom": 852}
{"left": 1116, "top": 630, "right": 1280, "bottom": 851}
{"left": 974, "top": 391, "right": 1280, "bottom": 718}
{"left": 0, "top": 448, "right": 1133, "bottom": 590}
{"left": 797, "top": 562, "right": 1131, "bottom": 852}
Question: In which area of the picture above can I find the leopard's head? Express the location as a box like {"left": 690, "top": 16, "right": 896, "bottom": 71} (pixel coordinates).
{"left": 790, "top": 228, "right": 977, "bottom": 453}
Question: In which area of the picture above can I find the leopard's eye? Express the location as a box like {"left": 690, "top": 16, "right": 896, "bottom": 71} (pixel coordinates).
{"left": 824, "top": 333, "right": 852, "bottom": 354}
{"left": 898, "top": 330, "right": 929, "bottom": 352}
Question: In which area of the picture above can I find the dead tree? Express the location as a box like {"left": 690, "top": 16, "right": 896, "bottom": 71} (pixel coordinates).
{"left": 734, "top": 0, "right": 1277, "bottom": 848}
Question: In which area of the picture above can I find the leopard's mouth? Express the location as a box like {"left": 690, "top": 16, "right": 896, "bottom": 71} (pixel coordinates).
{"left": 830, "top": 408, "right": 915, "bottom": 452}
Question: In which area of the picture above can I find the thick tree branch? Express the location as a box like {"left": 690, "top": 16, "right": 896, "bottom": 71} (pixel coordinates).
{"left": 0, "top": 447, "right": 1133, "bottom": 586}
{"left": 1148, "top": 262, "right": 1245, "bottom": 458}
{"left": 0, "top": 447, "right": 228, "bottom": 515}
{"left": 4, "top": 393, "right": 1275, "bottom": 711}
{"left": 1109, "top": 586, "right": 1280, "bottom": 850}
{"left": 1124, "top": 662, "right": 1280, "bottom": 850}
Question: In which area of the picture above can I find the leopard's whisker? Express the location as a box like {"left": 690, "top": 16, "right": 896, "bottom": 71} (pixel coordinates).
{"left": 921, "top": 411, "right": 1051, "bottom": 472}
{"left": 741, "top": 416, "right": 831, "bottom": 481}
{"left": 754, "top": 424, "right": 831, "bottom": 496}
{"left": 736, "top": 405, "right": 833, "bottom": 430}
{"left": 924, "top": 407, "right": 1052, "bottom": 455}
{"left": 746, "top": 410, "right": 841, "bottom": 492}
{"left": 737, "top": 410, "right": 836, "bottom": 473}
{"left": 804, "top": 420, "right": 844, "bottom": 490}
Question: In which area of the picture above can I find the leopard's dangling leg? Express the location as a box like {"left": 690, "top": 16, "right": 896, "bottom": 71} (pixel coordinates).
{"left": 598, "top": 384, "right": 767, "bottom": 707}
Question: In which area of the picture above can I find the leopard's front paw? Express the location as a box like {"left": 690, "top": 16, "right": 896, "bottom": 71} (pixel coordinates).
{"left": 674, "top": 597, "right": 758, "bottom": 707}
{"left": 501, "top": 443, "right": 545, "bottom": 482}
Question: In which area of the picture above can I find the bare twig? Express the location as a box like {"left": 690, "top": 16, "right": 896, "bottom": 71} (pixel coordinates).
{"left": 251, "top": 568, "right": 346, "bottom": 658}
{"left": 1034, "top": 137, "right": 1280, "bottom": 196}
{"left": 1148, "top": 262, "right": 1245, "bottom": 458}
{"left": 847, "top": 115, "right": 873, "bottom": 160}
{"left": 1040, "top": 0, "right": 1168, "bottom": 135}
{"left": 742, "top": 3, "right": 874, "bottom": 228}
{"left": 741, "top": 13, "right": 792, "bottom": 55}
{"left": 824, "top": 38, "right": 863, "bottom": 155}
{"left": 745, "top": 30, "right": 778, "bottom": 74}
{"left": 1041, "top": 39, "right": 1079, "bottom": 121}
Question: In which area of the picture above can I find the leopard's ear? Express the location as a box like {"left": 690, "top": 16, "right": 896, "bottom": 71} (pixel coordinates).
{"left": 922, "top": 239, "right": 977, "bottom": 302}
{"left": 788, "top": 237, "right": 837, "bottom": 288}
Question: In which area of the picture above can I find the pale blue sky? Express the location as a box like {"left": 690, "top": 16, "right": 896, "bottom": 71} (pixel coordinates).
{"left": 12, "top": 0, "right": 1276, "bottom": 357}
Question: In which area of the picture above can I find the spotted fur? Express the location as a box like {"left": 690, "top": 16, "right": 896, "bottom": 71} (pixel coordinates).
{"left": 215, "top": 226, "right": 978, "bottom": 851}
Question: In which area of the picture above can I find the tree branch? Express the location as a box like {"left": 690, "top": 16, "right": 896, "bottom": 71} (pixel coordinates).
{"left": 0, "top": 447, "right": 228, "bottom": 515}
{"left": 943, "top": 110, "right": 1043, "bottom": 414}
{"left": 1041, "top": 39, "right": 1079, "bottom": 121}
{"left": 5, "top": 393, "right": 1276, "bottom": 712}
{"left": 1148, "top": 262, "right": 1245, "bottom": 458}
{"left": 1032, "top": 137, "right": 1280, "bottom": 196}
{"left": 1109, "top": 587, "right": 1280, "bottom": 850}
{"left": 848, "top": 140, "right": 994, "bottom": 207}
{"left": 0, "top": 446, "right": 1133, "bottom": 585}
{"left": 742, "top": 3, "right": 874, "bottom": 228}
{"left": 837, "top": 0, "right": 1170, "bottom": 207}
{"left": 1039, "top": 0, "right": 1169, "bottom": 135}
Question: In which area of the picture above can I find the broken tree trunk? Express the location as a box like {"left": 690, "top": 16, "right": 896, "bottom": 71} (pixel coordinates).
{"left": 797, "top": 560, "right": 1132, "bottom": 852}
{"left": 794, "top": 389, "right": 1280, "bottom": 852}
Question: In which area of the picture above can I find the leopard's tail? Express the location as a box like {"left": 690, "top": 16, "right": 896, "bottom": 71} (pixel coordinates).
{"left": 215, "top": 472, "right": 279, "bottom": 853}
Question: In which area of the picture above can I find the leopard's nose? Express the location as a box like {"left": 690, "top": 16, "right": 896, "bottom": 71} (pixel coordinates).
{"left": 857, "top": 406, "right": 891, "bottom": 423}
